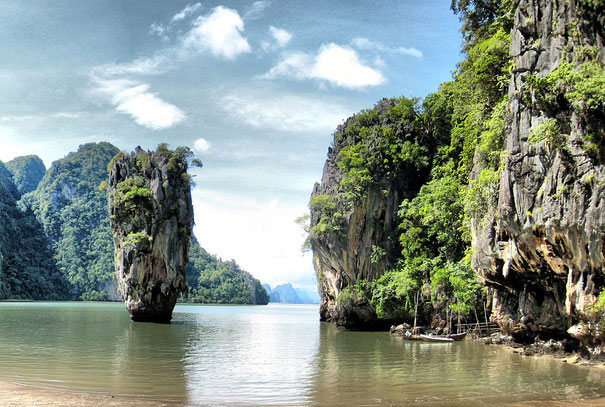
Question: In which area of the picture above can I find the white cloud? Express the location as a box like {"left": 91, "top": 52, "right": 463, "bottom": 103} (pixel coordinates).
{"left": 93, "top": 78, "right": 186, "bottom": 130}
{"left": 150, "top": 3, "right": 203, "bottom": 40}
{"left": 183, "top": 6, "right": 251, "bottom": 60}
{"left": 192, "top": 189, "right": 315, "bottom": 287}
{"left": 221, "top": 92, "right": 352, "bottom": 132}
{"left": 172, "top": 3, "right": 202, "bottom": 22}
{"left": 149, "top": 23, "right": 168, "bottom": 40}
{"left": 93, "top": 55, "right": 170, "bottom": 77}
{"left": 262, "top": 43, "right": 385, "bottom": 89}
{"left": 0, "top": 112, "right": 82, "bottom": 122}
{"left": 193, "top": 137, "right": 210, "bottom": 153}
{"left": 244, "top": 1, "right": 271, "bottom": 20}
{"left": 269, "top": 26, "right": 291, "bottom": 48}
{"left": 351, "top": 37, "right": 423, "bottom": 58}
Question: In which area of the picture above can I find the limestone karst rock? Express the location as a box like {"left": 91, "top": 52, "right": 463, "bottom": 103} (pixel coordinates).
{"left": 107, "top": 145, "right": 194, "bottom": 323}
{"left": 470, "top": 0, "right": 605, "bottom": 340}
{"left": 309, "top": 99, "right": 431, "bottom": 329}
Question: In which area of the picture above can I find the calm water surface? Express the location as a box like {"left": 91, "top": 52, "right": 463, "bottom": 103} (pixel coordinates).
{"left": 0, "top": 302, "right": 604, "bottom": 406}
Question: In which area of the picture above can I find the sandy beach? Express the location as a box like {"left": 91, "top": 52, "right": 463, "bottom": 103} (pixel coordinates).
{"left": 0, "top": 381, "right": 180, "bottom": 407}
{"left": 2, "top": 379, "right": 605, "bottom": 407}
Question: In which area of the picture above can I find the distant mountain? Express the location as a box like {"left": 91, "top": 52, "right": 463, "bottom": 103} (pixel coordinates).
{"left": 0, "top": 161, "right": 70, "bottom": 300}
{"left": 295, "top": 288, "right": 320, "bottom": 304}
{"left": 23, "top": 142, "right": 120, "bottom": 300}
{"left": 263, "top": 283, "right": 319, "bottom": 304}
{"left": 5, "top": 155, "right": 46, "bottom": 195}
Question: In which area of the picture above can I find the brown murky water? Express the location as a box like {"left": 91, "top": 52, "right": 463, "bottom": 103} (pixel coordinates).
{"left": 0, "top": 302, "right": 603, "bottom": 406}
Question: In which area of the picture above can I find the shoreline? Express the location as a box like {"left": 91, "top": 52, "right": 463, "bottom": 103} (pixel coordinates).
{"left": 1, "top": 378, "right": 605, "bottom": 407}
{"left": 480, "top": 334, "right": 605, "bottom": 369}
{"left": 0, "top": 380, "right": 181, "bottom": 407}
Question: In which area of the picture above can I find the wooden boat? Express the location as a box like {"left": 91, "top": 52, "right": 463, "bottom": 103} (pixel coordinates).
{"left": 447, "top": 332, "right": 467, "bottom": 341}
{"left": 419, "top": 334, "right": 454, "bottom": 343}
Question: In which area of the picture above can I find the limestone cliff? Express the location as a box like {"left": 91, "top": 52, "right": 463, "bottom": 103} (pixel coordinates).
{"left": 310, "top": 99, "right": 433, "bottom": 329}
{"left": 107, "top": 146, "right": 194, "bottom": 323}
{"left": 471, "top": 0, "right": 605, "bottom": 343}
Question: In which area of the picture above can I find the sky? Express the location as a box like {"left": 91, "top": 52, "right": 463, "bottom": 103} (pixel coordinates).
{"left": 0, "top": 0, "right": 463, "bottom": 291}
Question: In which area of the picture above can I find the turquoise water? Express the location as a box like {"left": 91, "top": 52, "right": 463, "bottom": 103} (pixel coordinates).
{"left": 0, "top": 301, "right": 604, "bottom": 406}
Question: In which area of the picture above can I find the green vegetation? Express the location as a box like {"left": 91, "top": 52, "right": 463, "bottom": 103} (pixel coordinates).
{"left": 0, "top": 162, "right": 69, "bottom": 300}
{"left": 309, "top": 194, "right": 345, "bottom": 236}
{"left": 22, "top": 143, "right": 120, "bottom": 300}
{"left": 183, "top": 237, "right": 269, "bottom": 305}
{"left": 590, "top": 289, "right": 605, "bottom": 313}
{"left": 527, "top": 57, "right": 605, "bottom": 156}
{"left": 5, "top": 155, "right": 46, "bottom": 195}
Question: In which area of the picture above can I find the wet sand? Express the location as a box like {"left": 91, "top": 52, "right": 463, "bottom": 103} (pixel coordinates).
{"left": 1, "top": 379, "right": 605, "bottom": 407}
{"left": 0, "top": 381, "right": 181, "bottom": 407}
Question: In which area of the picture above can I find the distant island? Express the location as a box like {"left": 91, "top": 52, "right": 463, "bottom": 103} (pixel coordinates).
{"left": 263, "top": 283, "right": 319, "bottom": 304}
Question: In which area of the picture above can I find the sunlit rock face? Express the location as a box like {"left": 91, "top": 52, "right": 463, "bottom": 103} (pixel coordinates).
{"left": 107, "top": 146, "right": 193, "bottom": 323}
{"left": 471, "top": 0, "right": 605, "bottom": 341}
{"left": 310, "top": 100, "right": 423, "bottom": 329}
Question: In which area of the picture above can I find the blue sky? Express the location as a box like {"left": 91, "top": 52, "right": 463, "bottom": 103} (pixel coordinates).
{"left": 0, "top": 0, "right": 462, "bottom": 290}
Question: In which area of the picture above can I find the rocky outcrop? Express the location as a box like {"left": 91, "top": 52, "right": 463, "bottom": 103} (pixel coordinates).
{"left": 310, "top": 99, "right": 427, "bottom": 329}
{"left": 471, "top": 0, "right": 605, "bottom": 342}
{"left": 108, "top": 146, "right": 194, "bottom": 323}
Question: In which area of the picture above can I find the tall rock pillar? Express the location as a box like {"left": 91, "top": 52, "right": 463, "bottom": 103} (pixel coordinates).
{"left": 107, "top": 146, "right": 194, "bottom": 323}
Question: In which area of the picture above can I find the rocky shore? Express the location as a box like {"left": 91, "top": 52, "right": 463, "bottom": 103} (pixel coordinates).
{"left": 483, "top": 333, "right": 605, "bottom": 368}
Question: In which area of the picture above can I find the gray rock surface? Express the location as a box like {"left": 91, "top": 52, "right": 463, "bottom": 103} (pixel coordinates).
{"left": 107, "top": 147, "right": 193, "bottom": 323}
{"left": 310, "top": 100, "right": 417, "bottom": 329}
{"left": 471, "top": 0, "right": 605, "bottom": 340}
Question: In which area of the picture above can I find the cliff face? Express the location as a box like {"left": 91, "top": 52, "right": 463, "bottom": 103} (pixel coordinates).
{"left": 108, "top": 146, "right": 194, "bottom": 323}
{"left": 472, "top": 0, "right": 605, "bottom": 342}
{"left": 310, "top": 99, "right": 429, "bottom": 329}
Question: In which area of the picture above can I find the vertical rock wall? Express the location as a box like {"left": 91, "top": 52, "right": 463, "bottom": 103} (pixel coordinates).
{"left": 108, "top": 146, "right": 194, "bottom": 323}
{"left": 471, "top": 0, "right": 605, "bottom": 342}
{"left": 310, "top": 99, "right": 423, "bottom": 329}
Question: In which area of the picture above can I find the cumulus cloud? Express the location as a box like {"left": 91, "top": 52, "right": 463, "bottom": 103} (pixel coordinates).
{"left": 262, "top": 43, "right": 385, "bottom": 89}
{"left": 193, "top": 137, "right": 211, "bottom": 153}
{"left": 93, "top": 78, "right": 185, "bottom": 130}
{"left": 92, "top": 5, "right": 252, "bottom": 128}
{"left": 351, "top": 37, "right": 423, "bottom": 58}
{"left": 221, "top": 92, "right": 352, "bottom": 132}
{"left": 183, "top": 6, "right": 251, "bottom": 60}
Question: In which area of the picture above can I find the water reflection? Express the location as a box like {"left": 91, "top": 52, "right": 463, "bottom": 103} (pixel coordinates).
{"left": 0, "top": 302, "right": 604, "bottom": 406}
{"left": 0, "top": 302, "right": 189, "bottom": 401}
{"left": 174, "top": 304, "right": 320, "bottom": 406}
{"left": 309, "top": 323, "right": 605, "bottom": 406}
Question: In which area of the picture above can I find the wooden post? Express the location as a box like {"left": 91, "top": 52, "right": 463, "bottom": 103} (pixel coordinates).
{"left": 413, "top": 290, "right": 419, "bottom": 334}
{"left": 456, "top": 297, "right": 461, "bottom": 334}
